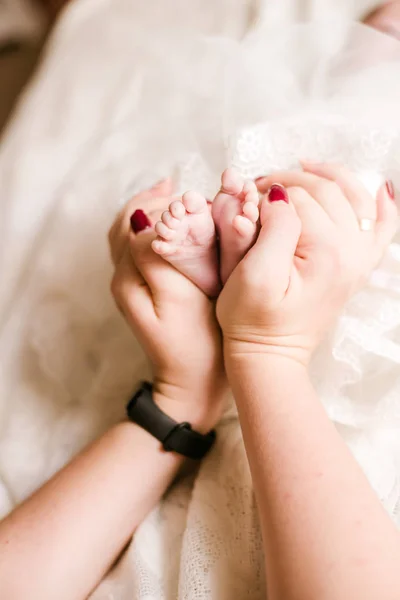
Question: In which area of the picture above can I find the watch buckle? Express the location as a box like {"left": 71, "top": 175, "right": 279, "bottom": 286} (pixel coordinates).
{"left": 162, "top": 422, "right": 191, "bottom": 452}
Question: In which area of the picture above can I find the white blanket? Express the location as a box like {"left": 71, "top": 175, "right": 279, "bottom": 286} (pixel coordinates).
{"left": 0, "top": 1, "right": 395, "bottom": 598}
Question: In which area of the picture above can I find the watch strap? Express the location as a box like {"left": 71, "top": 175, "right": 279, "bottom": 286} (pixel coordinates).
{"left": 126, "top": 382, "right": 216, "bottom": 460}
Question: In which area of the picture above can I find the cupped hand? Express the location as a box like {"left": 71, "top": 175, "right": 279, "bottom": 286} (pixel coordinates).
{"left": 109, "top": 181, "right": 227, "bottom": 432}
{"left": 217, "top": 164, "right": 398, "bottom": 365}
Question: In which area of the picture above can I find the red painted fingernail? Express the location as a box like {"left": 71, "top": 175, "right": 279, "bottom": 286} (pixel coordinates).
{"left": 268, "top": 184, "right": 289, "bottom": 203}
{"left": 130, "top": 209, "right": 151, "bottom": 233}
{"left": 386, "top": 180, "right": 396, "bottom": 201}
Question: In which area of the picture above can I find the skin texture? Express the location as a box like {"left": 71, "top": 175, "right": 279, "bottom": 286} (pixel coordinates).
{"left": 152, "top": 168, "right": 260, "bottom": 296}
{"left": 0, "top": 166, "right": 398, "bottom": 600}
{"left": 0, "top": 180, "right": 228, "bottom": 600}
{"left": 218, "top": 164, "right": 400, "bottom": 600}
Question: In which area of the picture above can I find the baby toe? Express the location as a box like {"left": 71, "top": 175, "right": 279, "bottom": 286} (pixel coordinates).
{"left": 242, "top": 201, "right": 259, "bottom": 224}
{"left": 169, "top": 200, "right": 186, "bottom": 220}
{"left": 151, "top": 238, "right": 174, "bottom": 256}
{"left": 161, "top": 210, "right": 181, "bottom": 230}
{"left": 244, "top": 190, "right": 260, "bottom": 208}
{"left": 221, "top": 167, "right": 244, "bottom": 195}
{"left": 155, "top": 221, "right": 176, "bottom": 241}
{"left": 233, "top": 214, "right": 256, "bottom": 238}
{"left": 182, "top": 190, "right": 207, "bottom": 214}
{"left": 243, "top": 179, "right": 258, "bottom": 198}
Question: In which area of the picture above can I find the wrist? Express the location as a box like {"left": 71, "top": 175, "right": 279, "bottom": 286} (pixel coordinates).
{"left": 223, "top": 337, "right": 311, "bottom": 368}
{"left": 152, "top": 380, "right": 227, "bottom": 435}
{"left": 224, "top": 344, "right": 310, "bottom": 382}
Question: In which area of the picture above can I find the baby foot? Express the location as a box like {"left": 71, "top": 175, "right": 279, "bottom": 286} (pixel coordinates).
{"left": 212, "top": 168, "right": 260, "bottom": 284}
{"left": 151, "top": 191, "right": 220, "bottom": 297}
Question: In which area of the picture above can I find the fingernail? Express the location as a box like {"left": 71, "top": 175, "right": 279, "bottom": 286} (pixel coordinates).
{"left": 386, "top": 180, "right": 396, "bottom": 201}
{"left": 130, "top": 209, "right": 152, "bottom": 233}
{"left": 268, "top": 184, "right": 289, "bottom": 203}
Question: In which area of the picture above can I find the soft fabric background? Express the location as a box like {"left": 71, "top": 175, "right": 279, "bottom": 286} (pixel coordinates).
{"left": 0, "top": 1, "right": 396, "bottom": 598}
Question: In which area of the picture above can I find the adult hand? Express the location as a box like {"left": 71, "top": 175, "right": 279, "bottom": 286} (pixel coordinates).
{"left": 217, "top": 164, "right": 398, "bottom": 365}
{"left": 110, "top": 180, "right": 227, "bottom": 432}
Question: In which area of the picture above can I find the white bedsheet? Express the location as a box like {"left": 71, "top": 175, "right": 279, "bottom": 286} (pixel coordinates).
{"left": 0, "top": 1, "right": 391, "bottom": 598}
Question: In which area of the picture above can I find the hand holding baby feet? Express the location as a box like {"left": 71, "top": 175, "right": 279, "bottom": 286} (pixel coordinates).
{"left": 212, "top": 168, "right": 260, "bottom": 284}
{"left": 110, "top": 205, "right": 227, "bottom": 432}
{"left": 219, "top": 164, "right": 398, "bottom": 366}
{"left": 256, "top": 163, "right": 398, "bottom": 287}
{"left": 151, "top": 191, "right": 220, "bottom": 297}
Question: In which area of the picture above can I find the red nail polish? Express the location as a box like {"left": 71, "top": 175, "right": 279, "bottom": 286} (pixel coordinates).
{"left": 130, "top": 209, "right": 151, "bottom": 233}
{"left": 268, "top": 184, "right": 289, "bottom": 203}
{"left": 386, "top": 180, "right": 396, "bottom": 201}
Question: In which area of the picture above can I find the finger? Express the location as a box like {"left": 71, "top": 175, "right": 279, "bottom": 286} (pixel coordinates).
{"left": 122, "top": 179, "right": 174, "bottom": 219}
{"left": 109, "top": 186, "right": 176, "bottom": 267}
{"left": 243, "top": 188, "right": 301, "bottom": 298}
{"left": 117, "top": 190, "right": 157, "bottom": 236}
{"left": 257, "top": 170, "right": 355, "bottom": 227}
{"left": 267, "top": 185, "right": 331, "bottom": 251}
{"left": 110, "top": 208, "right": 154, "bottom": 267}
{"left": 109, "top": 178, "right": 174, "bottom": 258}
{"left": 129, "top": 227, "right": 195, "bottom": 300}
{"left": 108, "top": 193, "right": 155, "bottom": 265}
{"left": 301, "top": 162, "right": 377, "bottom": 222}
{"left": 110, "top": 246, "right": 156, "bottom": 331}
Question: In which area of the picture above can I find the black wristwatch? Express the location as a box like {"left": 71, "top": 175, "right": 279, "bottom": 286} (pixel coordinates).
{"left": 126, "top": 382, "right": 216, "bottom": 460}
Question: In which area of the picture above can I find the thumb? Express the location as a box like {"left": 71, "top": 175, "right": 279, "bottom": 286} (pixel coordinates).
{"left": 243, "top": 185, "right": 301, "bottom": 293}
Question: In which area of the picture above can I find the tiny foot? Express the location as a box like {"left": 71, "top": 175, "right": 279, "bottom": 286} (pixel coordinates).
{"left": 151, "top": 191, "right": 220, "bottom": 297}
{"left": 212, "top": 168, "right": 260, "bottom": 284}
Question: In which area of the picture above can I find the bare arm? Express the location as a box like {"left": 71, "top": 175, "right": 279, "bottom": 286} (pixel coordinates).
{"left": 0, "top": 393, "right": 213, "bottom": 600}
{"left": 227, "top": 352, "right": 400, "bottom": 600}
{"left": 0, "top": 182, "right": 226, "bottom": 600}
{"left": 218, "top": 164, "right": 400, "bottom": 600}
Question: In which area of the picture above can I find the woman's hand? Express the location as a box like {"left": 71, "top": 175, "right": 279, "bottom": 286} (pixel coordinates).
{"left": 0, "top": 180, "right": 225, "bottom": 600}
{"left": 217, "top": 164, "right": 398, "bottom": 365}
{"left": 218, "top": 166, "right": 400, "bottom": 600}
{"left": 109, "top": 180, "right": 227, "bottom": 432}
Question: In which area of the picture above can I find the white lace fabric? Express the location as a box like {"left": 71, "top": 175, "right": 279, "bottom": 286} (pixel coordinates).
{"left": 0, "top": 2, "right": 400, "bottom": 599}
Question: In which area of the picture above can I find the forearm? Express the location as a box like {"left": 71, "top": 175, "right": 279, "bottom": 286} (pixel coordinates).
{"left": 0, "top": 390, "right": 210, "bottom": 600}
{"left": 226, "top": 351, "right": 400, "bottom": 600}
